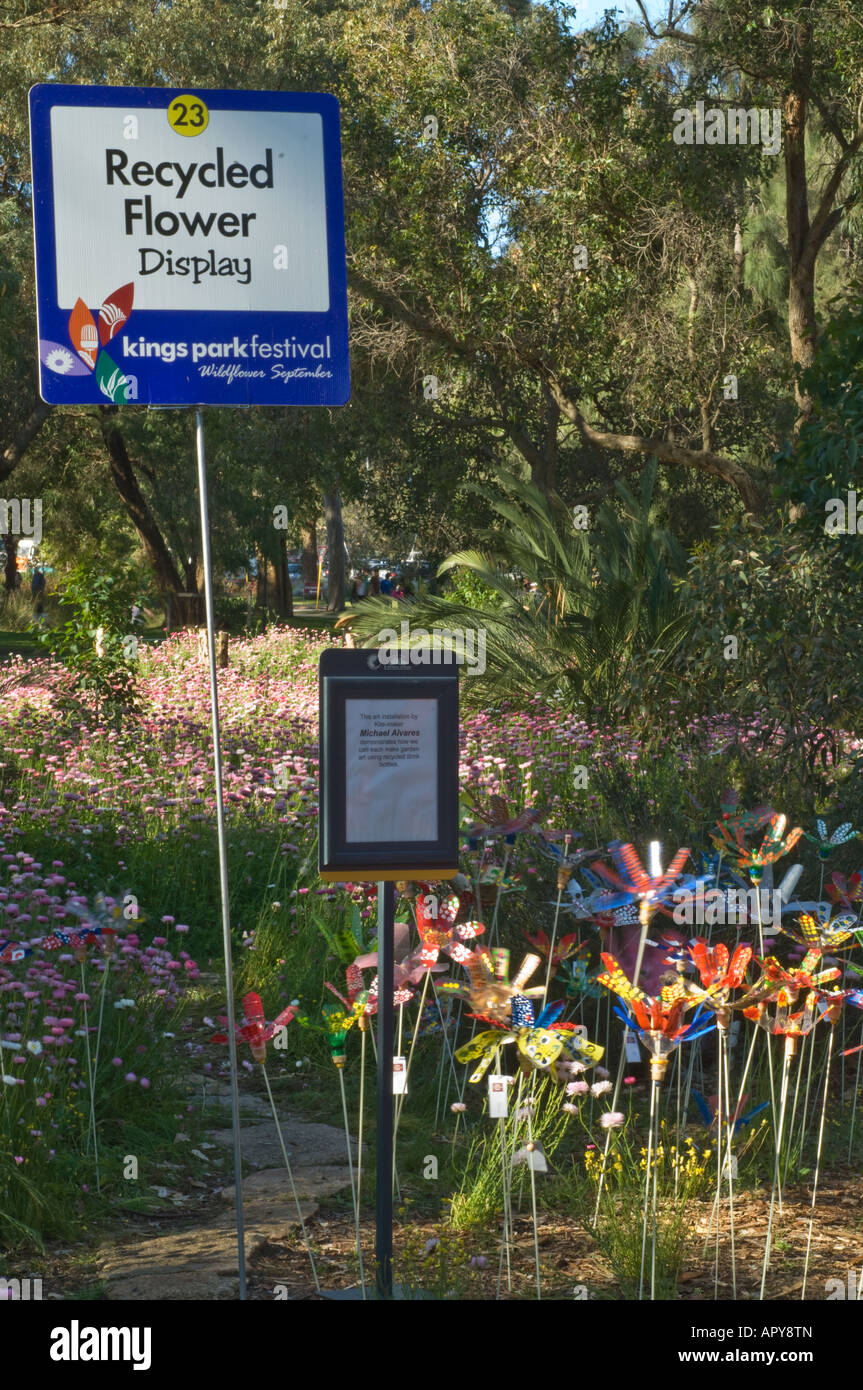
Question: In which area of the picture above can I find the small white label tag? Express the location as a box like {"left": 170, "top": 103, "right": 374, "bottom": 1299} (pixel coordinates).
{"left": 488, "top": 1074, "right": 510, "bottom": 1118}
{"left": 624, "top": 1028, "right": 641, "bottom": 1063}
{"left": 513, "top": 1141, "right": 548, "bottom": 1173}
{"left": 570, "top": 1024, "right": 587, "bottom": 1040}
{"left": 722, "top": 1154, "right": 738, "bottom": 1180}
{"left": 392, "top": 1056, "right": 408, "bottom": 1095}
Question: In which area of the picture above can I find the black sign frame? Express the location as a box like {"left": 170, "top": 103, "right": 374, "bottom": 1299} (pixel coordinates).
{"left": 318, "top": 649, "right": 459, "bottom": 881}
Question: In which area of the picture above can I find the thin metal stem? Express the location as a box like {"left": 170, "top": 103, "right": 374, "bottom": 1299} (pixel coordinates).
{"left": 261, "top": 1064, "right": 321, "bottom": 1293}
{"left": 195, "top": 407, "right": 246, "bottom": 1300}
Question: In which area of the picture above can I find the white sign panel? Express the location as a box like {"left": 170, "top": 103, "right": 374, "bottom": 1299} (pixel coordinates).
{"left": 344, "top": 699, "right": 438, "bottom": 844}
{"left": 49, "top": 105, "right": 329, "bottom": 314}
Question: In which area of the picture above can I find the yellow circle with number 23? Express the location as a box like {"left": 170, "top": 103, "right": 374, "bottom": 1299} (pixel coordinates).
{"left": 167, "top": 95, "right": 209, "bottom": 136}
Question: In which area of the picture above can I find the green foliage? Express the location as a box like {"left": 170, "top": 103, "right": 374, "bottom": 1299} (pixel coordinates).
{"left": 675, "top": 298, "right": 863, "bottom": 780}
{"left": 348, "top": 463, "right": 688, "bottom": 721}
{"left": 36, "top": 561, "right": 139, "bottom": 718}
{"left": 440, "top": 566, "right": 503, "bottom": 611}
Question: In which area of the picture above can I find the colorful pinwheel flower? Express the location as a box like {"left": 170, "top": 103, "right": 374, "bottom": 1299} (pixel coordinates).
{"left": 436, "top": 947, "right": 547, "bottom": 1025}
{"left": 321, "top": 995, "right": 368, "bottom": 1069}
{"left": 750, "top": 950, "right": 843, "bottom": 1012}
{"left": 685, "top": 939, "right": 753, "bottom": 1025}
{"left": 717, "top": 788, "right": 775, "bottom": 836}
{"left": 524, "top": 927, "right": 583, "bottom": 968}
{"left": 462, "top": 795, "right": 543, "bottom": 846}
{"left": 597, "top": 952, "right": 715, "bottom": 1081}
{"left": 455, "top": 995, "right": 603, "bottom": 1083}
{"left": 803, "top": 819, "right": 858, "bottom": 861}
{"left": 592, "top": 841, "right": 690, "bottom": 918}
{"left": 415, "top": 889, "right": 484, "bottom": 968}
{"left": 779, "top": 907, "right": 858, "bottom": 952}
{"left": 556, "top": 954, "right": 605, "bottom": 1000}
{"left": 743, "top": 986, "right": 844, "bottom": 1042}
{"left": 711, "top": 813, "right": 803, "bottom": 885}
{"left": 210, "top": 992, "right": 299, "bottom": 1063}
{"left": 825, "top": 870, "right": 863, "bottom": 910}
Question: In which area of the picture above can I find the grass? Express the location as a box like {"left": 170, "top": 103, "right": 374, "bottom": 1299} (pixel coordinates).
{"left": 2, "top": 624, "right": 863, "bottom": 1294}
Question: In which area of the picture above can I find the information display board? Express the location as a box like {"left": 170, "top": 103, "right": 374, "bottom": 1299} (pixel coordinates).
{"left": 318, "top": 649, "right": 458, "bottom": 881}
{"left": 29, "top": 84, "right": 349, "bottom": 406}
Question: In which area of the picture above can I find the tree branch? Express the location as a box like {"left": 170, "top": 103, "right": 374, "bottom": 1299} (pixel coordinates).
{"left": 544, "top": 377, "right": 766, "bottom": 513}
{"left": 806, "top": 129, "right": 863, "bottom": 262}
{"left": 0, "top": 400, "right": 52, "bottom": 483}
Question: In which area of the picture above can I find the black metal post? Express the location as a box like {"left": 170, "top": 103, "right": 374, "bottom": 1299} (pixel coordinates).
{"left": 376, "top": 879, "right": 395, "bottom": 1299}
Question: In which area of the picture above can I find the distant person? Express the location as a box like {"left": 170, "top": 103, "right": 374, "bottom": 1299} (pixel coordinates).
{"left": 369, "top": 568, "right": 381, "bottom": 597}
{"left": 379, "top": 571, "right": 393, "bottom": 596}
{"left": 31, "top": 566, "right": 46, "bottom": 621}
{"left": 355, "top": 572, "right": 368, "bottom": 600}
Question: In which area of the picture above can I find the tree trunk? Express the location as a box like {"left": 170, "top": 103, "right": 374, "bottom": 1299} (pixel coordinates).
{"left": 3, "top": 533, "right": 17, "bottom": 592}
{"left": 1, "top": 401, "right": 52, "bottom": 485}
{"left": 300, "top": 522, "right": 318, "bottom": 589}
{"left": 277, "top": 534, "right": 293, "bottom": 618}
{"left": 324, "top": 492, "right": 346, "bottom": 613}
{"left": 99, "top": 406, "right": 187, "bottom": 612}
{"left": 255, "top": 547, "right": 269, "bottom": 609}
{"left": 784, "top": 71, "right": 816, "bottom": 420}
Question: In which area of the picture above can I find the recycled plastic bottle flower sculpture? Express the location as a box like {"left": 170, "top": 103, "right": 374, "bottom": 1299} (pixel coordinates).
{"left": 592, "top": 841, "right": 690, "bottom": 923}
{"left": 825, "top": 870, "right": 863, "bottom": 910}
{"left": 0, "top": 937, "right": 32, "bottom": 963}
{"left": 717, "top": 788, "right": 775, "bottom": 836}
{"left": 684, "top": 939, "right": 753, "bottom": 1026}
{"left": 210, "top": 991, "right": 299, "bottom": 1063}
{"left": 321, "top": 993, "right": 369, "bottom": 1068}
{"left": 803, "top": 819, "right": 858, "bottom": 861}
{"left": 556, "top": 953, "right": 605, "bottom": 1000}
{"left": 462, "top": 795, "right": 543, "bottom": 847}
{"left": 597, "top": 952, "right": 715, "bottom": 1082}
{"left": 41, "top": 924, "right": 117, "bottom": 962}
{"left": 455, "top": 994, "right": 604, "bottom": 1082}
{"left": 415, "top": 889, "right": 484, "bottom": 968}
{"left": 352, "top": 919, "right": 442, "bottom": 1007}
{"left": 779, "top": 907, "right": 858, "bottom": 952}
{"left": 742, "top": 986, "right": 843, "bottom": 1047}
{"left": 524, "top": 927, "right": 583, "bottom": 968}
{"left": 710, "top": 813, "right": 803, "bottom": 885}
{"left": 436, "top": 946, "right": 547, "bottom": 1025}
{"left": 758, "top": 948, "right": 843, "bottom": 1004}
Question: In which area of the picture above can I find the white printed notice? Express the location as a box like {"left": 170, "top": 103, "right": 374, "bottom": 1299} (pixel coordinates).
{"left": 344, "top": 699, "right": 438, "bottom": 843}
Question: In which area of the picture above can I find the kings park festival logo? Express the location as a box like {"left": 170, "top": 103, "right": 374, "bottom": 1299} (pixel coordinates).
{"left": 40, "top": 283, "right": 135, "bottom": 403}
{"left": 38, "top": 283, "right": 335, "bottom": 399}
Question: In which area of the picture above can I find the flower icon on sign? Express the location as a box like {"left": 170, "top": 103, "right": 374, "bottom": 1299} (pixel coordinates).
{"left": 44, "top": 347, "right": 76, "bottom": 375}
{"left": 41, "top": 283, "right": 135, "bottom": 403}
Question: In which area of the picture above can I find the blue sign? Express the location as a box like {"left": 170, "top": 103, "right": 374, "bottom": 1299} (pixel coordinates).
{"left": 29, "top": 85, "right": 350, "bottom": 407}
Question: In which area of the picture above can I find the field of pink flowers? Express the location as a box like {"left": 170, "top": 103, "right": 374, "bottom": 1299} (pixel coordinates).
{"left": 2, "top": 623, "right": 861, "bottom": 1258}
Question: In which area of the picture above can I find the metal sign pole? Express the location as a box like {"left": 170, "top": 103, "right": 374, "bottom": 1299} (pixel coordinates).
{"left": 195, "top": 407, "right": 247, "bottom": 1300}
{"left": 376, "top": 879, "right": 395, "bottom": 1299}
